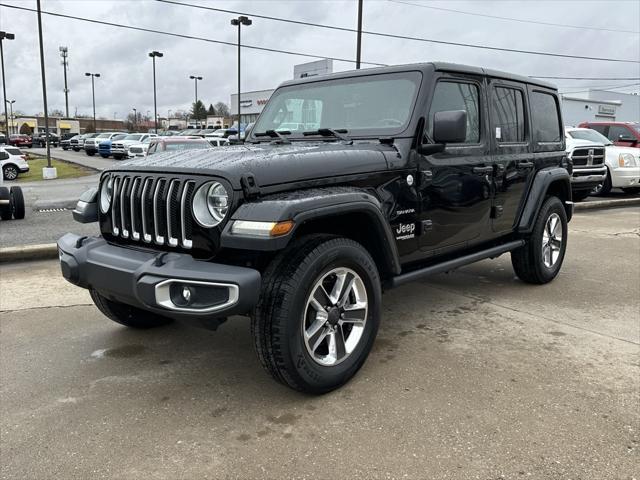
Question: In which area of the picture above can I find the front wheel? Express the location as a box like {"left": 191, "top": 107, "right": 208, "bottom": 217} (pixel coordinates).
{"left": 100, "top": 154, "right": 109, "bottom": 158}
{"left": 512, "top": 196, "right": 568, "bottom": 284}
{"left": 252, "top": 236, "right": 381, "bottom": 394}
{"left": 86, "top": 151, "right": 95, "bottom": 156}
{"left": 591, "top": 169, "right": 612, "bottom": 196}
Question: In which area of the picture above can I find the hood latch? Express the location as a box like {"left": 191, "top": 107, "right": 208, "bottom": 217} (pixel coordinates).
{"left": 241, "top": 173, "right": 261, "bottom": 200}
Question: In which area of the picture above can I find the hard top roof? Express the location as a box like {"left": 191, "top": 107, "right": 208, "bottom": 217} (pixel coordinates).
{"left": 279, "top": 62, "right": 556, "bottom": 90}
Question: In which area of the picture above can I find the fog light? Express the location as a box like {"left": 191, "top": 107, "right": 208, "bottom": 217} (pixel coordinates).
{"left": 182, "top": 286, "right": 192, "bottom": 303}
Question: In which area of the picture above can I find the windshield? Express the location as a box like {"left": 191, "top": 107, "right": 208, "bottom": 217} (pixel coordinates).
{"left": 164, "top": 142, "right": 210, "bottom": 151}
{"left": 96, "top": 133, "right": 110, "bottom": 139}
{"left": 252, "top": 72, "right": 422, "bottom": 139}
{"left": 568, "top": 129, "right": 612, "bottom": 145}
{"left": 124, "top": 134, "right": 143, "bottom": 141}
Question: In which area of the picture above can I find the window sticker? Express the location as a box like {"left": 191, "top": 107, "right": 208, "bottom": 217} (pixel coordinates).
{"left": 496, "top": 127, "right": 502, "bottom": 140}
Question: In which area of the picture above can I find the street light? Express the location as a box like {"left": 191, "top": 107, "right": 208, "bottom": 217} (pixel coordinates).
{"left": 148, "top": 51, "right": 163, "bottom": 133}
{"left": 132, "top": 107, "right": 137, "bottom": 129}
{"left": 6, "top": 100, "right": 15, "bottom": 135}
{"left": 189, "top": 75, "right": 203, "bottom": 128}
{"left": 0, "top": 31, "right": 15, "bottom": 138}
{"left": 230, "top": 16, "right": 251, "bottom": 136}
{"left": 84, "top": 72, "right": 100, "bottom": 131}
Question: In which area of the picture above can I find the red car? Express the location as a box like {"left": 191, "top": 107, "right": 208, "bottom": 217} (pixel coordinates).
{"left": 578, "top": 121, "right": 640, "bottom": 149}
{"left": 8, "top": 134, "right": 32, "bottom": 148}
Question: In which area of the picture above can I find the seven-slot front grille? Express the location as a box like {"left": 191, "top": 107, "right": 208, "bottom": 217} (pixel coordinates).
{"left": 108, "top": 174, "right": 195, "bottom": 249}
{"left": 571, "top": 147, "right": 605, "bottom": 166}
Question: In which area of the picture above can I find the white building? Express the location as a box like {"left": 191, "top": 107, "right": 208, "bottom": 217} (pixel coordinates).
{"left": 562, "top": 89, "right": 640, "bottom": 126}
{"left": 230, "top": 88, "right": 274, "bottom": 125}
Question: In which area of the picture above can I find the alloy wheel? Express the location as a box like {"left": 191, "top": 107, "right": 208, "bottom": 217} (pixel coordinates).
{"left": 542, "top": 212, "right": 563, "bottom": 268}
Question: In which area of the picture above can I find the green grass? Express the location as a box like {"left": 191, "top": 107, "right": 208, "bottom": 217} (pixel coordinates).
{"left": 15, "top": 156, "right": 94, "bottom": 182}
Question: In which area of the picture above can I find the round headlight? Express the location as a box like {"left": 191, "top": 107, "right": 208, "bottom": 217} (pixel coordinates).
{"left": 99, "top": 176, "right": 113, "bottom": 213}
{"left": 192, "top": 181, "right": 229, "bottom": 227}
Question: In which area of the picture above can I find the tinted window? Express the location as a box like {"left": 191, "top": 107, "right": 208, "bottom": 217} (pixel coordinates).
{"left": 530, "top": 91, "right": 561, "bottom": 142}
{"left": 428, "top": 81, "right": 481, "bottom": 143}
{"left": 5, "top": 147, "right": 21, "bottom": 155}
{"left": 0, "top": 152, "right": 9, "bottom": 160}
{"left": 608, "top": 125, "right": 634, "bottom": 141}
{"left": 492, "top": 87, "right": 525, "bottom": 142}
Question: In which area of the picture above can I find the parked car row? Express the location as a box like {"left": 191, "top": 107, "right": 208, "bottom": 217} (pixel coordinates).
{"left": 564, "top": 122, "right": 640, "bottom": 200}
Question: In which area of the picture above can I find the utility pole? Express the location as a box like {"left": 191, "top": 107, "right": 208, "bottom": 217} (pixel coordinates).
{"left": 132, "top": 107, "right": 137, "bottom": 130}
{"left": 230, "top": 16, "right": 252, "bottom": 135}
{"left": 356, "top": 0, "right": 363, "bottom": 69}
{"left": 0, "top": 30, "right": 15, "bottom": 138}
{"left": 85, "top": 73, "right": 100, "bottom": 131}
{"left": 148, "top": 51, "right": 163, "bottom": 133}
{"left": 59, "top": 46, "right": 69, "bottom": 118}
{"left": 36, "top": 0, "right": 54, "bottom": 175}
{"left": 189, "top": 75, "right": 202, "bottom": 127}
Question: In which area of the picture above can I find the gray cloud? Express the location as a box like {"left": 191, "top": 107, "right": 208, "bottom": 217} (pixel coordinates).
{"left": 1, "top": 0, "right": 638, "bottom": 119}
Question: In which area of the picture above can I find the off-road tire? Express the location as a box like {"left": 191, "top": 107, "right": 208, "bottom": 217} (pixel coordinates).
{"left": 591, "top": 168, "right": 612, "bottom": 196}
{"left": 90, "top": 289, "right": 173, "bottom": 329}
{"left": 512, "top": 196, "right": 568, "bottom": 284}
{"left": 0, "top": 187, "right": 11, "bottom": 220}
{"left": 9, "top": 186, "right": 25, "bottom": 219}
{"left": 86, "top": 151, "right": 95, "bottom": 157}
{"left": 252, "top": 235, "right": 381, "bottom": 394}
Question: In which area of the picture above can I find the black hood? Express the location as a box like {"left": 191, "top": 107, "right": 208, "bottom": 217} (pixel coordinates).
{"left": 115, "top": 142, "right": 393, "bottom": 189}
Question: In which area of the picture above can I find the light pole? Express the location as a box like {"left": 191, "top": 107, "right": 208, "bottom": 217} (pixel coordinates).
{"left": 0, "top": 31, "right": 15, "bottom": 138}
{"left": 230, "top": 16, "right": 251, "bottom": 135}
{"left": 6, "top": 100, "right": 14, "bottom": 135}
{"left": 85, "top": 73, "right": 100, "bottom": 131}
{"left": 356, "top": 0, "right": 363, "bottom": 69}
{"left": 148, "top": 51, "right": 163, "bottom": 133}
{"left": 59, "top": 46, "right": 69, "bottom": 117}
{"left": 189, "top": 75, "right": 203, "bottom": 127}
{"left": 132, "top": 107, "right": 137, "bottom": 130}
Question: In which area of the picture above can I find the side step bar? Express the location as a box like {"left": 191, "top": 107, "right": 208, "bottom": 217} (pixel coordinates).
{"left": 389, "top": 240, "right": 525, "bottom": 288}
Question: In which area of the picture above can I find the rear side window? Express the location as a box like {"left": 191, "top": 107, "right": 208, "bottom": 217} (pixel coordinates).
{"left": 0, "top": 151, "right": 9, "bottom": 160}
{"left": 588, "top": 124, "right": 607, "bottom": 135}
{"left": 5, "top": 148, "right": 21, "bottom": 155}
{"left": 428, "top": 81, "right": 481, "bottom": 143}
{"left": 530, "top": 91, "right": 561, "bottom": 142}
{"left": 492, "top": 87, "right": 526, "bottom": 142}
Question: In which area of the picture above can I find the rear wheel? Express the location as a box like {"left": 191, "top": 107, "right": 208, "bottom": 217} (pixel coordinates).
{"left": 0, "top": 187, "right": 11, "bottom": 220}
{"left": 90, "top": 289, "right": 173, "bottom": 329}
{"left": 10, "top": 186, "right": 25, "bottom": 219}
{"left": 252, "top": 236, "right": 381, "bottom": 394}
{"left": 512, "top": 196, "right": 568, "bottom": 284}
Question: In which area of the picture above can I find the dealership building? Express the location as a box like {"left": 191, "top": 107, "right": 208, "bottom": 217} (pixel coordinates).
{"left": 561, "top": 89, "right": 639, "bottom": 126}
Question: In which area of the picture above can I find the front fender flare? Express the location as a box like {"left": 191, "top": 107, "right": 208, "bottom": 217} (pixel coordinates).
{"left": 221, "top": 188, "right": 401, "bottom": 275}
{"left": 518, "top": 167, "right": 572, "bottom": 234}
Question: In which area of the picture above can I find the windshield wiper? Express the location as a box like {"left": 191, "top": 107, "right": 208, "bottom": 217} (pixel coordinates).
{"left": 253, "top": 129, "right": 291, "bottom": 144}
{"left": 303, "top": 128, "right": 352, "bottom": 144}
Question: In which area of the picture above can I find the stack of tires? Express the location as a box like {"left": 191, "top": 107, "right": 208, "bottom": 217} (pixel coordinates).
{"left": 0, "top": 186, "right": 25, "bottom": 220}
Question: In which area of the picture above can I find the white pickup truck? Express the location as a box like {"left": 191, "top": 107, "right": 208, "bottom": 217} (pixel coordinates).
{"left": 565, "top": 134, "right": 607, "bottom": 201}
{"left": 110, "top": 133, "right": 157, "bottom": 160}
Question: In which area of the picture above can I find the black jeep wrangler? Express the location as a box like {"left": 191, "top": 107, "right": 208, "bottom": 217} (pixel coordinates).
{"left": 58, "top": 63, "right": 572, "bottom": 393}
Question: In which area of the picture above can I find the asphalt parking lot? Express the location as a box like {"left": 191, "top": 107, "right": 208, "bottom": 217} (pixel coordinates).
{"left": 1, "top": 207, "right": 639, "bottom": 479}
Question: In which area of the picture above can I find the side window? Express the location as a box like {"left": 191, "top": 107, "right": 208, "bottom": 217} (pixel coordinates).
{"left": 0, "top": 151, "right": 9, "bottom": 160}
{"left": 608, "top": 125, "right": 631, "bottom": 141}
{"left": 530, "top": 91, "right": 562, "bottom": 142}
{"left": 428, "top": 81, "right": 481, "bottom": 143}
{"left": 492, "top": 87, "right": 526, "bottom": 143}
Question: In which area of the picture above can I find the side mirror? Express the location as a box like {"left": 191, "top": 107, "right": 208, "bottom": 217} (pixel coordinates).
{"left": 433, "top": 110, "right": 467, "bottom": 144}
{"left": 72, "top": 187, "right": 98, "bottom": 224}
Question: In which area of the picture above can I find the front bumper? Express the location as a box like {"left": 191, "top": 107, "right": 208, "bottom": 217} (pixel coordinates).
{"left": 19, "top": 165, "right": 29, "bottom": 173}
{"left": 610, "top": 166, "right": 640, "bottom": 188}
{"left": 57, "top": 233, "right": 261, "bottom": 325}
{"left": 571, "top": 166, "right": 607, "bottom": 190}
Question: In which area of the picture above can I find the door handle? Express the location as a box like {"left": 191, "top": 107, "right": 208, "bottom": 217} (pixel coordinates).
{"left": 472, "top": 166, "right": 493, "bottom": 175}
{"left": 517, "top": 161, "right": 534, "bottom": 169}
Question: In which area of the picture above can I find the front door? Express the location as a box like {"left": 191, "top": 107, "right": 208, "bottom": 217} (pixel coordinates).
{"left": 488, "top": 80, "right": 535, "bottom": 234}
{"left": 418, "top": 75, "right": 493, "bottom": 254}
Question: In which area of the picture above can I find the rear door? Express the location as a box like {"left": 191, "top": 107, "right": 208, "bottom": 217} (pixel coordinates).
{"left": 488, "top": 80, "right": 534, "bottom": 234}
{"left": 418, "top": 73, "right": 493, "bottom": 253}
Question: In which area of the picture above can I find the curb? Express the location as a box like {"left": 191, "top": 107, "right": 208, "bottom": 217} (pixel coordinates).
{"left": 0, "top": 243, "right": 58, "bottom": 264}
{"left": 574, "top": 197, "right": 640, "bottom": 211}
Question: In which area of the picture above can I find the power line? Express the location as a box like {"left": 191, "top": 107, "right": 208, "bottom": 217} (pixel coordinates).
{"left": 388, "top": 0, "right": 640, "bottom": 35}
{"left": 0, "top": 3, "right": 387, "bottom": 66}
{"left": 533, "top": 76, "right": 640, "bottom": 80}
{"left": 155, "top": 0, "right": 639, "bottom": 64}
{"left": 559, "top": 82, "right": 640, "bottom": 94}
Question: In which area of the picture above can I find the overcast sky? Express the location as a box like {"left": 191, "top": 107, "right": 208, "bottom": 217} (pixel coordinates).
{"left": 1, "top": 0, "right": 639, "bottom": 120}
